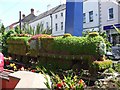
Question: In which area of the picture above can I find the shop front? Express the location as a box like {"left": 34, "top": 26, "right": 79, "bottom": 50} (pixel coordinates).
{"left": 103, "top": 24, "right": 120, "bottom": 46}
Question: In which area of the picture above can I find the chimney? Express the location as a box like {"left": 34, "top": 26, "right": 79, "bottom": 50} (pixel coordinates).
{"left": 22, "top": 14, "right": 25, "bottom": 19}
{"left": 31, "top": 8, "right": 34, "bottom": 14}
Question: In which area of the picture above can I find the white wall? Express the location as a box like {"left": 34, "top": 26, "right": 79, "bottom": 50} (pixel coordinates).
{"left": 83, "top": 0, "right": 99, "bottom": 31}
{"left": 101, "top": 0, "right": 119, "bottom": 28}
{"left": 29, "top": 15, "right": 51, "bottom": 33}
{"left": 52, "top": 10, "right": 66, "bottom": 36}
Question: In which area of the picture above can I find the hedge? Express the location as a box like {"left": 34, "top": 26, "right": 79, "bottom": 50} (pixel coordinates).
{"left": 91, "top": 60, "right": 112, "bottom": 71}
{"left": 7, "top": 37, "right": 31, "bottom": 55}
{"left": 40, "top": 35, "right": 106, "bottom": 59}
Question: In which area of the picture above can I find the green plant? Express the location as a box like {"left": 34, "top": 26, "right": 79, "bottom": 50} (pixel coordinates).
{"left": 43, "top": 69, "right": 86, "bottom": 90}
{"left": 113, "top": 63, "right": 120, "bottom": 73}
{"left": 91, "top": 60, "right": 112, "bottom": 71}
{"left": 63, "top": 33, "right": 72, "bottom": 38}
{"left": 7, "top": 36, "right": 31, "bottom": 55}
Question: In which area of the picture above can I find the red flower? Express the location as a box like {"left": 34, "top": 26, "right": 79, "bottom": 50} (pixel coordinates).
{"left": 78, "top": 79, "right": 86, "bottom": 87}
{"left": 5, "top": 60, "right": 10, "bottom": 65}
{"left": 57, "top": 83, "right": 63, "bottom": 89}
{"left": 78, "top": 79, "right": 84, "bottom": 85}
{"left": 31, "top": 70, "right": 35, "bottom": 72}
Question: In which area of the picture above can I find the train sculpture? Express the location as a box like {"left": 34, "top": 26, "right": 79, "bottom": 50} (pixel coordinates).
{"left": 6, "top": 33, "right": 112, "bottom": 74}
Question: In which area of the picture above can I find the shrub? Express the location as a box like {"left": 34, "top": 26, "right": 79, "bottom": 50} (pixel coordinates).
{"left": 63, "top": 33, "right": 72, "bottom": 38}
{"left": 7, "top": 37, "right": 31, "bottom": 55}
{"left": 91, "top": 60, "right": 112, "bottom": 71}
{"left": 88, "top": 32, "right": 99, "bottom": 37}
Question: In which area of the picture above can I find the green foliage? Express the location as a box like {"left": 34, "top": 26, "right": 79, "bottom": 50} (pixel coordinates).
{"left": 7, "top": 36, "right": 30, "bottom": 45}
{"left": 88, "top": 32, "right": 99, "bottom": 37}
{"left": 91, "top": 60, "right": 112, "bottom": 71}
{"left": 22, "top": 24, "right": 34, "bottom": 35}
{"left": 35, "top": 23, "right": 41, "bottom": 34}
{"left": 99, "top": 32, "right": 112, "bottom": 51}
{"left": 113, "top": 63, "right": 120, "bottom": 73}
{"left": 63, "top": 33, "right": 72, "bottom": 38}
{"left": 42, "top": 35, "right": 106, "bottom": 57}
{"left": 43, "top": 69, "right": 85, "bottom": 90}
{"left": 35, "top": 23, "right": 52, "bottom": 35}
{"left": 0, "top": 24, "right": 5, "bottom": 33}
{"left": 7, "top": 36, "right": 31, "bottom": 55}
{"left": 15, "top": 26, "right": 22, "bottom": 34}
{"left": 103, "top": 68, "right": 115, "bottom": 73}
{"left": 82, "top": 31, "right": 111, "bottom": 51}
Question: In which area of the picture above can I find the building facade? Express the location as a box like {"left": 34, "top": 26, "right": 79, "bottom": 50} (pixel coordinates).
{"left": 100, "top": 0, "right": 120, "bottom": 45}
{"left": 29, "top": 4, "right": 66, "bottom": 36}
{"left": 28, "top": 0, "right": 120, "bottom": 44}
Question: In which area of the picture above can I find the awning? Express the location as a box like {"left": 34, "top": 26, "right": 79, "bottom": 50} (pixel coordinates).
{"left": 103, "top": 24, "right": 120, "bottom": 30}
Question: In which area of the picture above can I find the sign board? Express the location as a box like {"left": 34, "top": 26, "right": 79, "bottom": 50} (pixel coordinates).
{"left": 103, "top": 24, "right": 120, "bottom": 30}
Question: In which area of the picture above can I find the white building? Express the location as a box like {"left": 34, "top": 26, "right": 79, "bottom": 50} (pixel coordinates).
{"left": 29, "top": 5, "right": 66, "bottom": 36}
{"left": 83, "top": 0, "right": 100, "bottom": 32}
{"left": 100, "top": 0, "right": 120, "bottom": 45}
{"left": 29, "top": 0, "right": 120, "bottom": 45}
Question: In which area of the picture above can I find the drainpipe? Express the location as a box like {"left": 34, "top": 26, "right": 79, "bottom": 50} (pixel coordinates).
{"left": 19, "top": 11, "right": 21, "bottom": 33}
{"left": 50, "top": 14, "right": 53, "bottom": 34}
{"left": 98, "top": 0, "right": 101, "bottom": 33}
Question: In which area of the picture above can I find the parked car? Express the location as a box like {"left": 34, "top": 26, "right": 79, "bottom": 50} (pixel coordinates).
{"left": 106, "top": 45, "right": 120, "bottom": 60}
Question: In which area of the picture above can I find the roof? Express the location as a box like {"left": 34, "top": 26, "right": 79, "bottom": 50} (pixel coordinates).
{"left": 22, "top": 14, "right": 36, "bottom": 23}
{"left": 29, "top": 4, "right": 66, "bottom": 23}
{"left": 7, "top": 13, "right": 36, "bottom": 28}
{"left": 53, "top": 4, "right": 66, "bottom": 14}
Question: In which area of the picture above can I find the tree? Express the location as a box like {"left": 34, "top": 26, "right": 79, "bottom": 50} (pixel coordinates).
{"left": 0, "top": 24, "right": 5, "bottom": 34}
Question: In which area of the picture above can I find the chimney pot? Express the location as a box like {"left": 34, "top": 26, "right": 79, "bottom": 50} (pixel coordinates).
{"left": 22, "top": 14, "right": 25, "bottom": 19}
{"left": 31, "top": 8, "right": 34, "bottom": 14}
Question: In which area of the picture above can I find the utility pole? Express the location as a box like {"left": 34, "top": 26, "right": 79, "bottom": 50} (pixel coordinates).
{"left": 19, "top": 11, "right": 22, "bottom": 33}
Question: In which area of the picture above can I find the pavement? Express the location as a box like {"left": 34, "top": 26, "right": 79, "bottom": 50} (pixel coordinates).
{"left": 9, "top": 71, "right": 51, "bottom": 89}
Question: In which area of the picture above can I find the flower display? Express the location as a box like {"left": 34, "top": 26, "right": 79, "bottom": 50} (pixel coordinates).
{"left": 44, "top": 71, "right": 86, "bottom": 90}
{"left": 28, "top": 34, "right": 52, "bottom": 43}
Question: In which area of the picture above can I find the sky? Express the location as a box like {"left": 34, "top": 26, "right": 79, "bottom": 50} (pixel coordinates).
{"left": 0, "top": 0, "right": 66, "bottom": 27}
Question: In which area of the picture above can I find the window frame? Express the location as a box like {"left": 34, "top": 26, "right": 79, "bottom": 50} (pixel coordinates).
{"left": 61, "top": 22, "right": 63, "bottom": 30}
{"left": 83, "top": 13, "right": 86, "bottom": 23}
{"left": 108, "top": 8, "right": 114, "bottom": 20}
{"left": 89, "top": 11, "right": 93, "bottom": 22}
{"left": 55, "top": 23, "right": 58, "bottom": 31}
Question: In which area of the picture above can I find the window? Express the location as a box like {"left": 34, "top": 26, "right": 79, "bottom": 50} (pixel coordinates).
{"left": 61, "top": 13, "right": 63, "bottom": 17}
{"left": 41, "top": 23, "right": 44, "bottom": 28}
{"left": 61, "top": 22, "right": 63, "bottom": 30}
{"left": 46, "top": 22, "right": 49, "bottom": 29}
{"left": 55, "top": 14, "right": 57, "bottom": 19}
{"left": 109, "top": 8, "right": 114, "bottom": 19}
{"left": 83, "top": 13, "right": 86, "bottom": 23}
{"left": 89, "top": 11, "right": 93, "bottom": 22}
{"left": 55, "top": 23, "right": 58, "bottom": 31}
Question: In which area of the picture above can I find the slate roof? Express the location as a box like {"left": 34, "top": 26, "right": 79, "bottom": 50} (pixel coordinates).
{"left": 29, "top": 4, "right": 66, "bottom": 23}
{"left": 22, "top": 13, "right": 36, "bottom": 23}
